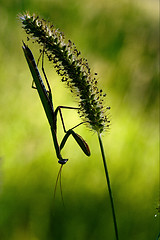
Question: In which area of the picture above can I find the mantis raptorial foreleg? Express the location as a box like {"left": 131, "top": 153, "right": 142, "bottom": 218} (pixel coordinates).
{"left": 54, "top": 106, "right": 90, "bottom": 156}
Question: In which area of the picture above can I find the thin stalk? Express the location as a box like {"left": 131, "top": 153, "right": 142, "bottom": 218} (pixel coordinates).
{"left": 156, "top": 232, "right": 160, "bottom": 240}
{"left": 97, "top": 132, "right": 119, "bottom": 240}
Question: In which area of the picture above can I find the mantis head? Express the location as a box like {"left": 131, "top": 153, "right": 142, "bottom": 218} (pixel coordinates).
{"left": 58, "top": 158, "right": 68, "bottom": 165}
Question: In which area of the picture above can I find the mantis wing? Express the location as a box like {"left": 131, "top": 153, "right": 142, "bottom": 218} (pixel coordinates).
{"left": 22, "top": 42, "right": 55, "bottom": 128}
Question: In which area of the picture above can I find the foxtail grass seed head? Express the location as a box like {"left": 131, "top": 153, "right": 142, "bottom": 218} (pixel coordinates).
{"left": 19, "top": 12, "right": 110, "bottom": 133}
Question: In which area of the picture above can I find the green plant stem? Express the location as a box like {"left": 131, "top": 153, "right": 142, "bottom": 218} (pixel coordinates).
{"left": 156, "top": 232, "right": 160, "bottom": 240}
{"left": 97, "top": 132, "right": 119, "bottom": 240}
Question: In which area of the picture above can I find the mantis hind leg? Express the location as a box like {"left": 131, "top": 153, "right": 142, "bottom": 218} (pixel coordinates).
{"left": 41, "top": 49, "right": 53, "bottom": 103}
{"left": 31, "top": 49, "right": 43, "bottom": 89}
{"left": 41, "top": 50, "right": 52, "bottom": 95}
{"left": 31, "top": 49, "right": 53, "bottom": 104}
{"left": 37, "top": 49, "right": 43, "bottom": 66}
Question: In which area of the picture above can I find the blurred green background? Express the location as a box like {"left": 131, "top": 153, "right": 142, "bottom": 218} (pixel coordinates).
{"left": 0, "top": 0, "right": 159, "bottom": 239}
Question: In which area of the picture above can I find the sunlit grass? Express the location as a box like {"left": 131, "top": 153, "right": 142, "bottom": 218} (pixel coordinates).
{"left": 0, "top": 0, "right": 158, "bottom": 239}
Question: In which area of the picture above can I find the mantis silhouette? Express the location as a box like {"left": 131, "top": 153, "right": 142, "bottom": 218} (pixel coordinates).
{"left": 22, "top": 41, "right": 90, "bottom": 196}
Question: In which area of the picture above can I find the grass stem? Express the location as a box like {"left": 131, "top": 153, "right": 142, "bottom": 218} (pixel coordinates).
{"left": 97, "top": 132, "right": 119, "bottom": 240}
{"left": 156, "top": 232, "right": 160, "bottom": 240}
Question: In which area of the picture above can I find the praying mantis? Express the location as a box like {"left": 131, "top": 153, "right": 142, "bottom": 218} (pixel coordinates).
{"left": 22, "top": 41, "right": 90, "bottom": 167}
